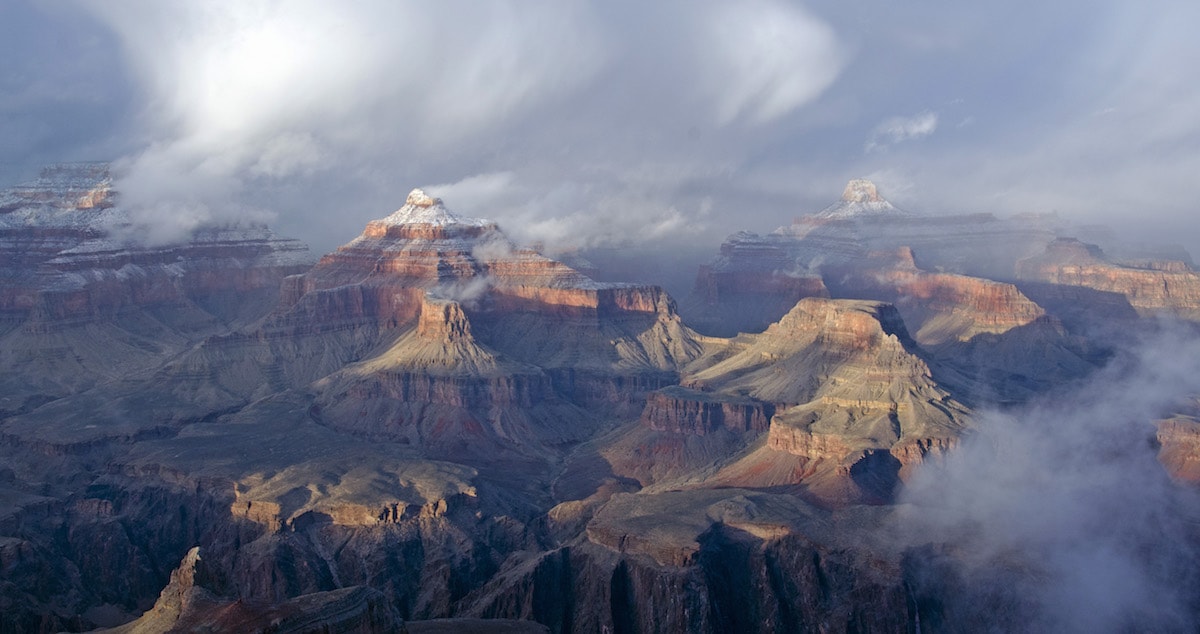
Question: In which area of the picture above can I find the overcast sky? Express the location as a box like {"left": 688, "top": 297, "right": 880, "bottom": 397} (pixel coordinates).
{"left": 2, "top": 0, "right": 1197, "bottom": 256}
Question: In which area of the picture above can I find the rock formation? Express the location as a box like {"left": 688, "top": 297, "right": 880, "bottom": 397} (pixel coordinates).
{"left": 0, "top": 163, "right": 311, "bottom": 416}
{"left": 101, "top": 547, "right": 406, "bottom": 633}
{"left": 600, "top": 298, "right": 971, "bottom": 505}
{"left": 2, "top": 168, "right": 1198, "bottom": 632}
{"left": 825, "top": 247, "right": 1098, "bottom": 405}
{"left": 685, "top": 182, "right": 1100, "bottom": 406}
{"left": 682, "top": 179, "right": 1060, "bottom": 336}
{"left": 1017, "top": 238, "right": 1200, "bottom": 322}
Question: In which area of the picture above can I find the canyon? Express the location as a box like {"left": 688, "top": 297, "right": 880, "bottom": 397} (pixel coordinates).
{"left": 1, "top": 166, "right": 1197, "bottom": 632}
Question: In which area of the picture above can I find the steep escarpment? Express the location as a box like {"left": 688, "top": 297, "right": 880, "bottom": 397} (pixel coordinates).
{"left": 827, "top": 247, "right": 1045, "bottom": 345}
{"left": 688, "top": 231, "right": 830, "bottom": 336}
{"left": 110, "top": 190, "right": 707, "bottom": 445}
{"left": 684, "top": 182, "right": 1099, "bottom": 406}
{"left": 825, "top": 247, "right": 1098, "bottom": 405}
{"left": 641, "top": 387, "right": 775, "bottom": 436}
{"left": 0, "top": 163, "right": 311, "bottom": 416}
{"left": 462, "top": 490, "right": 914, "bottom": 633}
{"left": 692, "top": 299, "right": 968, "bottom": 502}
{"left": 0, "top": 389, "right": 529, "bottom": 632}
{"left": 1157, "top": 398, "right": 1200, "bottom": 485}
{"left": 101, "top": 546, "right": 406, "bottom": 634}
{"left": 0, "top": 163, "right": 310, "bottom": 325}
{"left": 1017, "top": 238, "right": 1200, "bottom": 322}
{"left": 312, "top": 294, "right": 594, "bottom": 458}
{"left": 682, "top": 179, "right": 1060, "bottom": 336}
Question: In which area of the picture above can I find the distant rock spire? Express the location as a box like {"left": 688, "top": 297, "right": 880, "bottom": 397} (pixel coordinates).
{"left": 841, "top": 179, "right": 884, "bottom": 204}
{"left": 804, "top": 178, "right": 903, "bottom": 219}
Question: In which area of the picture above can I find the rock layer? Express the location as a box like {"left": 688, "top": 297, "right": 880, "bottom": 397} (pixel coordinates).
{"left": 1017, "top": 238, "right": 1200, "bottom": 321}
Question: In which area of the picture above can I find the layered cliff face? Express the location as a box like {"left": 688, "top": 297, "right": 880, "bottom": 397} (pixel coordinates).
{"left": 688, "top": 232, "right": 830, "bottom": 336}
{"left": 100, "top": 547, "right": 406, "bottom": 633}
{"left": 118, "top": 190, "right": 707, "bottom": 442}
{"left": 683, "top": 182, "right": 1100, "bottom": 406}
{"left": 0, "top": 163, "right": 310, "bottom": 325}
{"left": 462, "top": 491, "right": 914, "bottom": 634}
{"left": 273, "top": 191, "right": 707, "bottom": 458}
{"left": 696, "top": 299, "right": 969, "bottom": 501}
{"left": 829, "top": 247, "right": 1045, "bottom": 346}
{"left": 824, "top": 247, "right": 1098, "bottom": 405}
{"left": 682, "top": 180, "right": 1060, "bottom": 336}
{"left": 600, "top": 298, "right": 971, "bottom": 505}
{"left": 311, "top": 294, "right": 595, "bottom": 460}
{"left": 0, "top": 163, "right": 311, "bottom": 416}
{"left": 1017, "top": 238, "right": 1200, "bottom": 322}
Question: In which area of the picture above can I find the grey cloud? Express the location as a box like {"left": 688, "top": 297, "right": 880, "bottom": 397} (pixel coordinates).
{"left": 865, "top": 111, "right": 938, "bottom": 153}
{"left": 897, "top": 324, "right": 1200, "bottom": 631}
{"left": 0, "top": 0, "right": 1198, "bottom": 258}
{"left": 57, "top": 0, "right": 846, "bottom": 249}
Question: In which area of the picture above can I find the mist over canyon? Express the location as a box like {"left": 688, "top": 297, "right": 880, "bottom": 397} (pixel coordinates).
{"left": 0, "top": 163, "right": 1197, "bottom": 633}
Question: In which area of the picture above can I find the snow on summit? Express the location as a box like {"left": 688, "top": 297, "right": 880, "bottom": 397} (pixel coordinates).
{"left": 812, "top": 179, "right": 908, "bottom": 219}
{"left": 380, "top": 189, "right": 493, "bottom": 228}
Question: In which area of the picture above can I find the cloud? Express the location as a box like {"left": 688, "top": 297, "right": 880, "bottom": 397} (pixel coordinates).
{"left": 430, "top": 276, "right": 492, "bottom": 307}
{"left": 51, "top": 0, "right": 846, "bottom": 248}
{"left": 74, "top": 0, "right": 613, "bottom": 243}
{"left": 865, "top": 111, "right": 939, "bottom": 152}
{"left": 5, "top": 0, "right": 1200, "bottom": 260}
{"left": 700, "top": 0, "right": 845, "bottom": 125}
{"left": 897, "top": 323, "right": 1200, "bottom": 631}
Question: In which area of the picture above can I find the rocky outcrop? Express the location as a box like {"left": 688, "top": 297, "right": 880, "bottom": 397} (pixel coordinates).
{"left": 103, "top": 547, "right": 406, "bottom": 633}
{"left": 685, "top": 298, "right": 933, "bottom": 404}
{"left": 460, "top": 491, "right": 914, "bottom": 633}
{"left": 1017, "top": 238, "right": 1200, "bottom": 321}
{"left": 671, "top": 298, "right": 970, "bottom": 503}
{"left": 641, "top": 387, "right": 774, "bottom": 435}
{"left": 14, "top": 172, "right": 1200, "bottom": 632}
{"left": 1157, "top": 416, "right": 1200, "bottom": 484}
{"left": 139, "top": 190, "right": 708, "bottom": 439}
{"left": 815, "top": 247, "right": 1098, "bottom": 405}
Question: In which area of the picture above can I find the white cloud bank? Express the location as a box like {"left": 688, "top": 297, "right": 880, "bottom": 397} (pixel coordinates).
{"left": 72, "top": 0, "right": 844, "bottom": 246}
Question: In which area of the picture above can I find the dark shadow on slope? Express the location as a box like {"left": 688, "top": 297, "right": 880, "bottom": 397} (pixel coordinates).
{"left": 848, "top": 450, "right": 902, "bottom": 504}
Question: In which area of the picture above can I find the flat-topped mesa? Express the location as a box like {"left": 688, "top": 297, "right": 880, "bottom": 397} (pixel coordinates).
{"left": 0, "top": 162, "right": 114, "bottom": 214}
{"left": 774, "top": 297, "right": 918, "bottom": 355}
{"left": 1030, "top": 237, "right": 1106, "bottom": 265}
{"left": 363, "top": 188, "right": 496, "bottom": 240}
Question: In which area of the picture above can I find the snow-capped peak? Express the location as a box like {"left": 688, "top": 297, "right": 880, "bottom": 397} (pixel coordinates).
{"left": 812, "top": 179, "right": 905, "bottom": 219}
{"left": 379, "top": 189, "right": 493, "bottom": 227}
{"left": 841, "top": 179, "right": 884, "bottom": 204}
